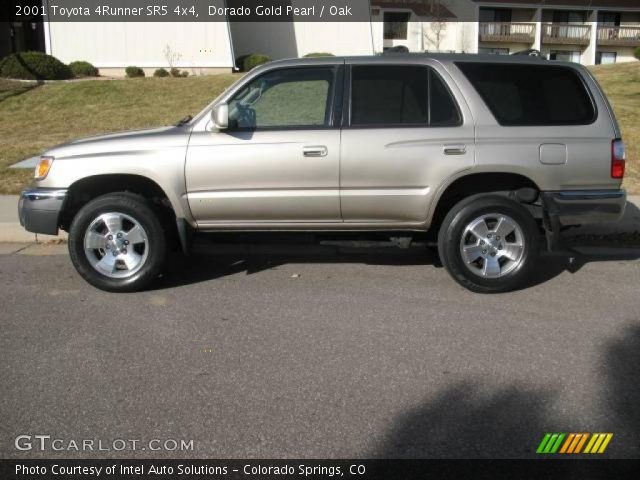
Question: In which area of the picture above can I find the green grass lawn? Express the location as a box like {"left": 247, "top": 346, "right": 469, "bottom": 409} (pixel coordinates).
{"left": 0, "top": 75, "right": 238, "bottom": 194}
{"left": 589, "top": 62, "right": 640, "bottom": 194}
{"left": 0, "top": 62, "right": 639, "bottom": 195}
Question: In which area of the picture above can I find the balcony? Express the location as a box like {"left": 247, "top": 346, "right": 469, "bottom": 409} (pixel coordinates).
{"left": 597, "top": 25, "right": 640, "bottom": 46}
{"left": 479, "top": 22, "right": 536, "bottom": 43}
{"left": 542, "top": 23, "right": 591, "bottom": 46}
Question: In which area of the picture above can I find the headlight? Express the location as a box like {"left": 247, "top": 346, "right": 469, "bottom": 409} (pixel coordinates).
{"left": 35, "top": 156, "right": 54, "bottom": 180}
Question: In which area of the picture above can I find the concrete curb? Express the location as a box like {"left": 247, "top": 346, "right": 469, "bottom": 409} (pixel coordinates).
{"left": 0, "top": 195, "right": 68, "bottom": 243}
{"left": 1, "top": 195, "right": 638, "bottom": 244}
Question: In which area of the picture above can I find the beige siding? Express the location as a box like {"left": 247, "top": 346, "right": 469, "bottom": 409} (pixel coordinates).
{"left": 371, "top": 0, "right": 479, "bottom": 54}
{"left": 293, "top": 22, "right": 373, "bottom": 57}
{"left": 231, "top": 21, "right": 373, "bottom": 58}
{"left": 47, "top": 22, "right": 233, "bottom": 69}
{"left": 613, "top": 47, "right": 638, "bottom": 63}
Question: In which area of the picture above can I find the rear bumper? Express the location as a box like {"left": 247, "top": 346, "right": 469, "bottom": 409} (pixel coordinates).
{"left": 18, "top": 188, "right": 67, "bottom": 235}
{"left": 541, "top": 189, "right": 626, "bottom": 226}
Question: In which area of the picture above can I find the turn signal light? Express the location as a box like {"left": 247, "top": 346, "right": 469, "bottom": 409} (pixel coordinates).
{"left": 611, "top": 139, "right": 625, "bottom": 179}
{"left": 35, "top": 156, "right": 54, "bottom": 180}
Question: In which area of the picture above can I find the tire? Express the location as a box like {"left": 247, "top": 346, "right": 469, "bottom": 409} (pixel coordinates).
{"left": 68, "top": 193, "right": 167, "bottom": 292}
{"left": 437, "top": 194, "right": 539, "bottom": 293}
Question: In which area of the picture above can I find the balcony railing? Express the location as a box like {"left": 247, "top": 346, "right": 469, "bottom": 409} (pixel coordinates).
{"left": 542, "top": 23, "right": 591, "bottom": 45}
{"left": 479, "top": 22, "right": 536, "bottom": 43}
{"left": 597, "top": 25, "right": 640, "bottom": 46}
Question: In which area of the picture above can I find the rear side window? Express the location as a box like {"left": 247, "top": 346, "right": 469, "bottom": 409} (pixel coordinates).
{"left": 456, "top": 63, "right": 596, "bottom": 126}
{"left": 350, "top": 65, "right": 461, "bottom": 127}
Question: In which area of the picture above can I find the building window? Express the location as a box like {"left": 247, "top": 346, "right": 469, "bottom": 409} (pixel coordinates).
{"left": 596, "top": 51, "right": 617, "bottom": 65}
{"left": 383, "top": 12, "right": 411, "bottom": 40}
{"left": 478, "top": 47, "right": 510, "bottom": 55}
{"left": 597, "top": 12, "right": 621, "bottom": 27}
{"left": 479, "top": 8, "right": 512, "bottom": 22}
{"left": 552, "top": 11, "right": 586, "bottom": 24}
{"left": 549, "top": 50, "right": 581, "bottom": 63}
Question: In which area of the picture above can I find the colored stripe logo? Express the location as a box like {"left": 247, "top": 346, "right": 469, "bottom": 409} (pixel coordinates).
{"left": 536, "top": 433, "right": 613, "bottom": 454}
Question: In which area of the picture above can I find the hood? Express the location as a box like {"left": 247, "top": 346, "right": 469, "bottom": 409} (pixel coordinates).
{"left": 44, "top": 126, "right": 189, "bottom": 160}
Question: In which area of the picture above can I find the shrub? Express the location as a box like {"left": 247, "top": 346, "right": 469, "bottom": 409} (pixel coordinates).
{"left": 69, "top": 60, "right": 99, "bottom": 77}
{"left": 153, "top": 68, "right": 169, "bottom": 77}
{"left": 125, "top": 66, "right": 145, "bottom": 78}
{"left": 169, "top": 67, "right": 188, "bottom": 78}
{"left": 0, "top": 51, "right": 73, "bottom": 80}
{"left": 635, "top": 46, "right": 640, "bottom": 61}
{"left": 303, "top": 52, "right": 334, "bottom": 57}
{"left": 241, "top": 54, "right": 272, "bottom": 72}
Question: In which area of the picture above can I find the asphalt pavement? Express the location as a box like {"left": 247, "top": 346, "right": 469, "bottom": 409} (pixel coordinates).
{"left": 1, "top": 241, "right": 639, "bottom": 459}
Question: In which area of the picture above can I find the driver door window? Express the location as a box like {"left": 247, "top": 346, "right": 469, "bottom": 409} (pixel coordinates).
{"left": 228, "top": 67, "right": 336, "bottom": 130}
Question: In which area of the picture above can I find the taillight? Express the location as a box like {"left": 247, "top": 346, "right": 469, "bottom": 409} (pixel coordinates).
{"left": 611, "top": 139, "right": 625, "bottom": 179}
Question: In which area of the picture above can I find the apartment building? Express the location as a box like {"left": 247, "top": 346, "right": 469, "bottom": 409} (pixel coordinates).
{"left": 474, "top": 0, "right": 640, "bottom": 64}
{"left": 371, "top": 0, "right": 640, "bottom": 65}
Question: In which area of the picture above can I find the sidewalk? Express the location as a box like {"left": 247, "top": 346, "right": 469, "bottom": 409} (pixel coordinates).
{"left": 0, "top": 195, "right": 67, "bottom": 243}
{"left": 1, "top": 194, "right": 639, "bottom": 244}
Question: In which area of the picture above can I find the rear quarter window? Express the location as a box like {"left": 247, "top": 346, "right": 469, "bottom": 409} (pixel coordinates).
{"left": 456, "top": 62, "right": 596, "bottom": 126}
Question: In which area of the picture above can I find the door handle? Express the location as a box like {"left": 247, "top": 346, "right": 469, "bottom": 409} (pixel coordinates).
{"left": 443, "top": 144, "right": 466, "bottom": 155}
{"left": 303, "top": 145, "right": 328, "bottom": 157}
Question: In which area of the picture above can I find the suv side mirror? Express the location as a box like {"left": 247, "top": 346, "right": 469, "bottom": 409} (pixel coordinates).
{"left": 211, "top": 103, "right": 229, "bottom": 129}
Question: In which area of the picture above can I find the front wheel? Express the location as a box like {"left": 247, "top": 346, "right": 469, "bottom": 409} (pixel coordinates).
{"left": 68, "top": 193, "right": 167, "bottom": 292}
{"left": 437, "top": 195, "right": 539, "bottom": 293}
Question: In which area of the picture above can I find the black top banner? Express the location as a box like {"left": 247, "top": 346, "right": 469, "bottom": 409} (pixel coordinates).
{"left": 3, "top": 0, "right": 382, "bottom": 22}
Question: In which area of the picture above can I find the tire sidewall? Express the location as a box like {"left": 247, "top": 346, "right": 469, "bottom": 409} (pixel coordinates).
{"left": 438, "top": 195, "right": 539, "bottom": 293}
{"left": 68, "top": 194, "right": 166, "bottom": 292}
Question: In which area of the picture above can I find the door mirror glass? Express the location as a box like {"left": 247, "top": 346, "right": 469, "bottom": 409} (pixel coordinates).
{"left": 211, "top": 103, "right": 229, "bottom": 129}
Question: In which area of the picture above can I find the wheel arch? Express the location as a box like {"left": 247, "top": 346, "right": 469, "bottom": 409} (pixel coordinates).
{"left": 59, "top": 173, "right": 191, "bottom": 248}
{"left": 61, "top": 174, "right": 172, "bottom": 227}
{"left": 428, "top": 172, "right": 541, "bottom": 234}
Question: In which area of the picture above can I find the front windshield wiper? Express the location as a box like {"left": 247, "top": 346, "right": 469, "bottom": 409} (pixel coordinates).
{"left": 175, "top": 115, "right": 193, "bottom": 127}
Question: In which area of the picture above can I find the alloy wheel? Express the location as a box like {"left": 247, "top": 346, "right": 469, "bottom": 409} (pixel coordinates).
{"left": 458, "top": 213, "right": 525, "bottom": 278}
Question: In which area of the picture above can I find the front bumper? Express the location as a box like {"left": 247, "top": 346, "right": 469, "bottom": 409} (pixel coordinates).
{"left": 18, "top": 188, "right": 67, "bottom": 235}
{"left": 541, "top": 189, "right": 626, "bottom": 226}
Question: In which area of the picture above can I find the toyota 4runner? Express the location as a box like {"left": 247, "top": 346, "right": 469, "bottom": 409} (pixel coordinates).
{"left": 18, "top": 54, "right": 626, "bottom": 293}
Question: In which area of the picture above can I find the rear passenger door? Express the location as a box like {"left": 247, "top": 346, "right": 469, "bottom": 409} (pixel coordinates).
{"left": 339, "top": 61, "right": 475, "bottom": 224}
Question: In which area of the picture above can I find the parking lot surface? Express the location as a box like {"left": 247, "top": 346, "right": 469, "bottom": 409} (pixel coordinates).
{"left": 1, "top": 242, "right": 639, "bottom": 458}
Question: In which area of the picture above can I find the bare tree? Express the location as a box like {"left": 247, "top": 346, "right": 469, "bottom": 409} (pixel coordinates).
{"left": 163, "top": 45, "right": 182, "bottom": 71}
{"left": 422, "top": 0, "right": 448, "bottom": 52}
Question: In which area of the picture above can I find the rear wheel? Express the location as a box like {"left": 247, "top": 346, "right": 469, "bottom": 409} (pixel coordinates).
{"left": 68, "top": 193, "right": 167, "bottom": 292}
{"left": 437, "top": 195, "right": 539, "bottom": 293}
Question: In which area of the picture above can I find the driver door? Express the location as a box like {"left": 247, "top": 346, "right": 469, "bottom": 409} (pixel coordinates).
{"left": 185, "top": 65, "right": 343, "bottom": 226}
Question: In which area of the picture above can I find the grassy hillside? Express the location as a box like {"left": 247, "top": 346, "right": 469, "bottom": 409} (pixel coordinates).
{"left": 589, "top": 62, "right": 640, "bottom": 194}
{"left": 0, "top": 62, "right": 638, "bottom": 194}
{"left": 0, "top": 75, "right": 238, "bottom": 194}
